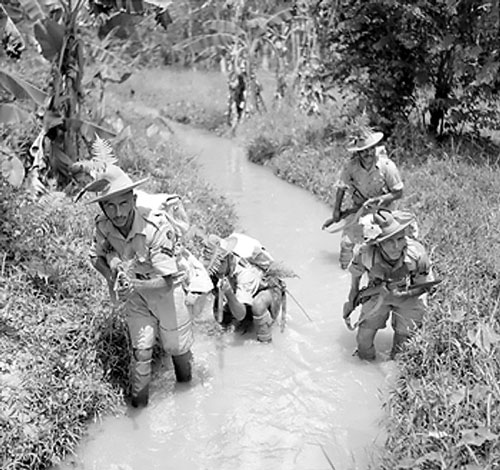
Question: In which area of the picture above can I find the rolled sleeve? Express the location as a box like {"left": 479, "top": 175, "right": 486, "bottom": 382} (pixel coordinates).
{"left": 337, "top": 164, "right": 353, "bottom": 190}
{"left": 383, "top": 160, "right": 404, "bottom": 192}
{"left": 150, "top": 224, "right": 178, "bottom": 277}
{"left": 90, "top": 227, "right": 110, "bottom": 260}
{"left": 349, "top": 249, "right": 367, "bottom": 277}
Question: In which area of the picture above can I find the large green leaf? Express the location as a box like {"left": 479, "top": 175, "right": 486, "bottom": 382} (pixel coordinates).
{"left": 0, "top": 153, "right": 25, "bottom": 187}
{"left": 33, "top": 17, "right": 64, "bottom": 61}
{"left": 66, "top": 118, "right": 117, "bottom": 141}
{"left": 0, "top": 103, "right": 31, "bottom": 124}
{"left": 174, "top": 33, "right": 239, "bottom": 55}
{"left": 0, "top": 4, "right": 26, "bottom": 58}
{"left": 0, "top": 70, "right": 47, "bottom": 106}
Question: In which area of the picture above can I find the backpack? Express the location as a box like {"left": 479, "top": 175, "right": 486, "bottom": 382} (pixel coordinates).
{"left": 135, "top": 189, "right": 189, "bottom": 237}
{"left": 225, "top": 233, "right": 274, "bottom": 272}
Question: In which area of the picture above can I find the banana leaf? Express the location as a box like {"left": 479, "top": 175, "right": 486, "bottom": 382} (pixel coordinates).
{"left": 66, "top": 118, "right": 116, "bottom": 141}
{"left": 0, "top": 147, "right": 25, "bottom": 188}
{"left": 173, "top": 33, "right": 238, "bottom": 54}
{"left": 0, "top": 103, "right": 31, "bottom": 124}
{"left": 0, "top": 70, "right": 47, "bottom": 106}
{"left": 33, "top": 17, "right": 64, "bottom": 61}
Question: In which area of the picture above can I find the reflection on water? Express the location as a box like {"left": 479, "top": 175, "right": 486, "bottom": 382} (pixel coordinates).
{"left": 58, "top": 119, "right": 397, "bottom": 470}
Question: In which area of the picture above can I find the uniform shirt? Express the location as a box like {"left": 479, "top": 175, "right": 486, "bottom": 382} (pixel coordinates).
{"left": 349, "top": 237, "right": 433, "bottom": 287}
{"left": 338, "top": 155, "right": 404, "bottom": 208}
{"left": 229, "top": 258, "right": 264, "bottom": 305}
{"left": 90, "top": 207, "right": 178, "bottom": 279}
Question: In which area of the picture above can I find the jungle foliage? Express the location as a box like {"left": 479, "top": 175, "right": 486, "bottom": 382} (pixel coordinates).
{"left": 320, "top": 0, "right": 500, "bottom": 137}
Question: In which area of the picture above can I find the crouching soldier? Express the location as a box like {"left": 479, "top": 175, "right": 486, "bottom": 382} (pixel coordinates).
{"left": 77, "top": 164, "right": 194, "bottom": 407}
{"left": 205, "top": 233, "right": 286, "bottom": 343}
{"left": 343, "top": 209, "right": 438, "bottom": 360}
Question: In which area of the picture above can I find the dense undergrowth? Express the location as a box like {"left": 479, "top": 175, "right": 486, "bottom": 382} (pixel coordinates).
{"left": 148, "top": 67, "right": 500, "bottom": 469}
{"left": 0, "top": 96, "right": 236, "bottom": 469}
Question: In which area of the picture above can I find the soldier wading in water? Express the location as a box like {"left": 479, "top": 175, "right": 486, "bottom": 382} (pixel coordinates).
{"left": 343, "top": 209, "right": 437, "bottom": 360}
{"left": 78, "top": 165, "right": 194, "bottom": 408}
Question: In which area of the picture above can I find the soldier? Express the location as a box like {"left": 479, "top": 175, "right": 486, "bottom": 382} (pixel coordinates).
{"left": 342, "top": 209, "right": 437, "bottom": 361}
{"left": 322, "top": 130, "right": 404, "bottom": 269}
{"left": 77, "top": 165, "right": 194, "bottom": 407}
{"left": 205, "top": 233, "right": 286, "bottom": 343}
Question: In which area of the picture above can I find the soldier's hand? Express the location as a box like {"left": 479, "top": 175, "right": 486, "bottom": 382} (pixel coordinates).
{"left": 219, "top": 278, "right": 233, "bottom": 295}
{"left": 321, "top": 217, "right": 334, "bottom": 230}
{"left": 343, "top": 300, "right": 355, "bottom": 319}
{"left": 332, "top": 208, "right": 343, "bottom": 223}
{"left": 114, "top": 270, "right": 133, "bottom": 300}
{"left": 363, "top": 196, "right": 383, "bottom": 209}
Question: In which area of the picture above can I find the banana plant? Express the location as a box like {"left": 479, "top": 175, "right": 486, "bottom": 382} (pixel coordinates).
{"left": 173, "top": 8, "right": 295, "bottom": 116}
{"left": 0, "top": 0, "right": 117, "bottom": 193}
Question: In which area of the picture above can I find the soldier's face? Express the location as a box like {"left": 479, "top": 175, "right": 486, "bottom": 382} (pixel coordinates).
{"left": 380, "top": 231, "right": 406, "bottom": 260}
{"left": 359, "top": 149, "right": 375, "bottom": 168}
{"left": 101, "top": 191, "right": 135, "bottom": 228}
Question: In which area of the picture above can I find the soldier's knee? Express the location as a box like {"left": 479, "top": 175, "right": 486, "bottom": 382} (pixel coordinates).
{"left": 252, "top": 294, "right": 271, "bottom": 313}
{"left": 134, "top": 348, "right": 153, "bottom": 363}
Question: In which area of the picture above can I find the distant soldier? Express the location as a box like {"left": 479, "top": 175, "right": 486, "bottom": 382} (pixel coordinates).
{"left": 226, "top": 52, "right": 247, "bottom": 129}
{"left": 78, "top": 165, "right": 194, "bottom": 407}
{"left": 342, "top": 209, "right": 437, "bottom": 360}
{"left": 322, "top": 130, "right": 404, "bottom": 269}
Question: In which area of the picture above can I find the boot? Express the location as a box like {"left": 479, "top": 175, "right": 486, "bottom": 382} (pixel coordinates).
{"left": 172, "top": 350, "right": 193, "bottom": 383}
{"left": 130, "top": 348, "right": 152, "bottom": 407}
{"left": 131, "top": 385, "right": 149, "bottom": 408}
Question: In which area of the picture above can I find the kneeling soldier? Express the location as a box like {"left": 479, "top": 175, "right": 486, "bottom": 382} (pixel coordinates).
{"left": 205, "top": 234, "right": 286, "bottom": 343}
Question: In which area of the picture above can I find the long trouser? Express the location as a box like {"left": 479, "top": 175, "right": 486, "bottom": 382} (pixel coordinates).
{"left": 340, "top": 212, "right": 364, "bottom": 269}
{"left": 355, "top": 292, "right": 428, "bottom": 360}
{"left": 127, "top": 286, "right": 194, "bottom": 400}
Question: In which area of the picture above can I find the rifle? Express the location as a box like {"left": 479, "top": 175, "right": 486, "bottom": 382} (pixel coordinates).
{"left": 345, "top": 279, "right": 442, "bottom": 331}
{"left": 355, "top": 279, "right": 442, "bottom": 306}
{"left": 113, "top": 268, "right": 131, "bottom": 293}
{"left": 216, "top": 279, "right": 224, "bottom": 323}
{"left": 323, "top": 206, "right": 366, "bottom": 234}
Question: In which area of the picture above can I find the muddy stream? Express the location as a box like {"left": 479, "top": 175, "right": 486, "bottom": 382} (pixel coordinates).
{"left": 59, "top": 104, "right": 398, "bottom": 470}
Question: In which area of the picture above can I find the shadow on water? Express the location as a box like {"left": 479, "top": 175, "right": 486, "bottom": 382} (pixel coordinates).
{"left": 56, "top": 105, "right": 398, "bottom": 470}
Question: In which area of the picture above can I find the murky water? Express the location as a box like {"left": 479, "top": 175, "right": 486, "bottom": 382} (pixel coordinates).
{"left": 58, "top": 112, "right": 397, "bottom": 470}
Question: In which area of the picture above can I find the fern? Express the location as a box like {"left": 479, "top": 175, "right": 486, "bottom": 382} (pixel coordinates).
{"left": 73, "top": 134, "right": 117, "bottom": 178}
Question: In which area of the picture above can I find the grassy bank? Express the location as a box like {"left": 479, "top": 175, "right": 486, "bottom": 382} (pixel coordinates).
{"left": 239, "top": 108, "right": 500, "bottom": 468}
{"left": 148, "top": 66, "right": 500, "bottom": 468}
{"left": 0, "top": 94, "right": 236, "bottom": 469}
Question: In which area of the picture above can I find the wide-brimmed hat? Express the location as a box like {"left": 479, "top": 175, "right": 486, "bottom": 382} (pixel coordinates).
{"left": 75, "top": 165, "right": 149, "bottom": 204}
{"left": 203, "top": 234, "right": 239, "bottom": 276}
{"left": 362, "top": 209, "right": 415, "bottom": 245}
{"left": 347, "top": 131, "right": 384, "bottom": 152}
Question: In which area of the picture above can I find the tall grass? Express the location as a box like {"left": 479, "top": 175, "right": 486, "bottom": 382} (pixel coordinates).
{"left": 0, "top": 94, "right": 237, "bottom": 469}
